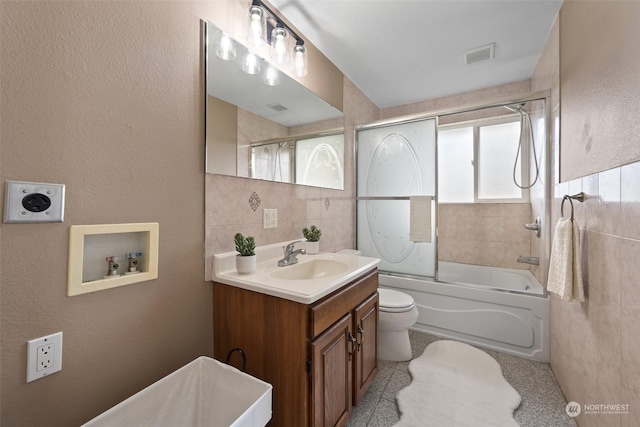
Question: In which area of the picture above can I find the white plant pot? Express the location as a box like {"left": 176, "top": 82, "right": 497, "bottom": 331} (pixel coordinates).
{"left": 305, "top": 241, "right": 320, "bottom": 255}
{"left": 236, "top": 255, "right": 256, "bottom": 274}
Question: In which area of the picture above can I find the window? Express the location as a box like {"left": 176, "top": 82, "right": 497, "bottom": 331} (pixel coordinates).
{"left": 438, "top": 118, "right": 527, "bottom": 203}
{"left": 438, "top": 127, "right": 474, "bottom": 203}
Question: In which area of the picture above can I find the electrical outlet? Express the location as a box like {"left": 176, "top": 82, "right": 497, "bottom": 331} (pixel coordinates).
{"left": 3, "top": 180, "right": 65, "bottom": 223}
{"left": 27, "top": 332, "right": 63, "bottom": 383}
{"left": 37, "top": 343, "right": 54, "bottom": 371}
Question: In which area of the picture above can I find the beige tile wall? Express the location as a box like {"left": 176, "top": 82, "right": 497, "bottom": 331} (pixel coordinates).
{"left": 438, "top": 203, "right": 532, "bottom": 269}
{"left": 533, "top": 6, "right": 640, "bottom": 426}
{"left": 549, "top": 163, "right": 640, "bottom": 427}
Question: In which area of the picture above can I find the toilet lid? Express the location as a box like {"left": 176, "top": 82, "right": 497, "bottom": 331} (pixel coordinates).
{"left": 378, "top": 288, "right": 415, "bottom": 313}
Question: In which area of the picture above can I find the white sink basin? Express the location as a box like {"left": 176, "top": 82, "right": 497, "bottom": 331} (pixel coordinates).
{"left": 213, "top": 241, "right": 381, "bottom": 304}
{"left": 270, "top": 259, "right": 349, "bottom": 280}
{"left": 83, "top": 356, "right": 272, "bottom": 427}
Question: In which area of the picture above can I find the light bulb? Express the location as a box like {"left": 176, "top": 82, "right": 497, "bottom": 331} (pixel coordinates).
{"left": 271, "top": 25, "right": 289, "bottom": 65}
{"left": 215, "top": 32, "right": 236, "bottom": 61}
{"left": 263, "top": 65, "right": 279, "bottom": 86}
{"left": 242, "top": 52, "right": 261, "bottom": 75}
{"left": 248, "top": 5, "right": 265, "bottom": 46}
{"left": 294, "top": 43, "right": 307, "bottom": 77}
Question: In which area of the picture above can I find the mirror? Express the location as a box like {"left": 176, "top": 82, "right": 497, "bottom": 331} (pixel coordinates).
{"left": 204, "top": 21, "right": 345, "bottom": 190}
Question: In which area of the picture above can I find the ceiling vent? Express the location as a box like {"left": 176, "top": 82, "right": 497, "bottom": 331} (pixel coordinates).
{"left": 267, "top": 102, "right": 290, "bottom": 112}
{"left": 464, "top": 43, "right": 496, "bottom": 65}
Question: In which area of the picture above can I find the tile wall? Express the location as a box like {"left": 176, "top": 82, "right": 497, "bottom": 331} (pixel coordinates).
{"left": 532, "top": 10, "right": 640, "bottom": 426}
{"left": 548, "top": 162, "right": 640, "bottom": 427}
{"left": 438, "top": 203, "right": 532, "bottom": 270}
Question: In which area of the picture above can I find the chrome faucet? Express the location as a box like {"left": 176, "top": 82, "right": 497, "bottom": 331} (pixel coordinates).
{"left": 517, "top": 256, "right": 539, "bottom": 265}
{"left": 524, "top": 217, "right": 541, "bottom": 238}
{"left": 278, "top": 241, "right": 306, "bottom": 267}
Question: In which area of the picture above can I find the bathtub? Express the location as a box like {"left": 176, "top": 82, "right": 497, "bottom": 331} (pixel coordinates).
{"left": 379, "top": 262, "right": 549, "bottom": 361}
{"left": 438, "top": 261, "right": 544, "bottom": 295}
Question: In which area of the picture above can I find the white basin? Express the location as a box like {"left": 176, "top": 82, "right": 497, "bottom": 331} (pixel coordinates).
{"left": 212, "top": 241, "right": 381, "bottom": 304}
{"left": 270, "top": 259, "right": 349, "bottom": 280}
{"left": 83, "top": 356, "right": 272, "bottom": 427}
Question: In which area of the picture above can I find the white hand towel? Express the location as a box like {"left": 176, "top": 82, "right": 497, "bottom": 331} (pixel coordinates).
{"left": 547, "top": 218, "right": 585, "bottom": 302}
{"left": 409, "top": 196, "right": 432, "bottom": 243}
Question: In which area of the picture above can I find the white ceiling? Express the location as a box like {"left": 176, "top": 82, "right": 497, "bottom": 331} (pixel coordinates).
{"left": 269, "top": 0, "right": 563, "bottom": 109}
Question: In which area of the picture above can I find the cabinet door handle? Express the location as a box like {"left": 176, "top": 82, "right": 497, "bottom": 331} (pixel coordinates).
{"left": 348, "top": 332, "right": 356, "bottom": 361}
{"left": 357, "top": 325, "right": 365, "bottom": 350}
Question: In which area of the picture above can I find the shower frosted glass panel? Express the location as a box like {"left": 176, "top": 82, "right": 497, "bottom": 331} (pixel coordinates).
{"left": 478, "top": 122, "right": 521, "bottom": 199}
{"left": 438, "top": 127, "right": 474, "bottom": 203}
{"left": 357, "top": 119, "right": 437, "bottom": 277}
{"left": 295, "top": 134, "right": 344, "bottom": 190}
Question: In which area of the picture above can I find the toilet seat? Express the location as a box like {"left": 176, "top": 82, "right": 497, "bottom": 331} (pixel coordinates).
{"left": 378, "top": 288, "right": 416, "bottom": 313}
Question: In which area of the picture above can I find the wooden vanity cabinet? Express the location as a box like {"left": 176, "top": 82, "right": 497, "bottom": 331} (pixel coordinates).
{"left": 353, "top": 292, "right": 379, "bottom": 403}
{"left": 213, "top": 268, "right": 379, "bottom": 427}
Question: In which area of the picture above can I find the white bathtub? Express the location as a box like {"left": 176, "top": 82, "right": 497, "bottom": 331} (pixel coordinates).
{"left": 379, "top": 263, "right": 549, "bottom": 361}
{"left": 438, "top": 261, "right": 544, "bottom": 295}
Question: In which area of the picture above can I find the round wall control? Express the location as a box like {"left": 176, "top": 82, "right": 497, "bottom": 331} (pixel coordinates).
{"left": 3, "top": 181, "right": 65, "bottom": 223}
{"left": 22, "top": 193, "right": 52, "bottom": 213}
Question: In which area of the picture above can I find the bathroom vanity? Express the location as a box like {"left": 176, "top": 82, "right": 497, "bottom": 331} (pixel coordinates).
{"left": 212, "top": 245, "right": 380, "bottom": 427}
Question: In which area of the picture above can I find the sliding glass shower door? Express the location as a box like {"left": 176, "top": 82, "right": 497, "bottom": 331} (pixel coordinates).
{"left": 356, "top": 118, "right": 437, "bottom": 277}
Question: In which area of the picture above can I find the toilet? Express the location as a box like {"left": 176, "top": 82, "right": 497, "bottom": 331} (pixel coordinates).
{"left": 377, "top": 288, "right": 419, "bottom": 361}
{"left": 336, "top": 249, "right": 419, "bottom": 362}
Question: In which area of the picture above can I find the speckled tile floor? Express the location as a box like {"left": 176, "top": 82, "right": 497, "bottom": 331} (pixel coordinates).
{"left": 347, "top": 331, "right": 577, "bottom": 427}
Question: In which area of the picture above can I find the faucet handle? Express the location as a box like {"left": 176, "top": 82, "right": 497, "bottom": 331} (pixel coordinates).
{"left": 284, "top": 240, "right": 302, "bottom": 254}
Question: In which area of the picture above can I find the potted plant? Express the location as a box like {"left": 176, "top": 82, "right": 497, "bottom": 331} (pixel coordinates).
{"left": 234, "top": 232, "right": 256, "bottom": 274}
{"left": 302, "top": 225, "right": 321, "bottom": 254}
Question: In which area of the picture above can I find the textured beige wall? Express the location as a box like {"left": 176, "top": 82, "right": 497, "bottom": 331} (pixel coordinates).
{"left": 534, "top": 4, "right": 640, "bottom": 426}
{"left": 2, "top": 1, "right": 347, "bottom": 424}
{"left": 1, "top": 1, "right": 228, "bottom": 425}
{"left": 559, "top": 1, "right": 640, "bottom": 182}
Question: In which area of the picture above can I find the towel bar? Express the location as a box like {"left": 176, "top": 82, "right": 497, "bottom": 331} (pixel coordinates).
{"left": 560, "top": 192, "right": 585, "bottom": 220}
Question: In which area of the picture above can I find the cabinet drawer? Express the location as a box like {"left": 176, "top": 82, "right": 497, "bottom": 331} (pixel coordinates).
{"left": 310, "top": 269, "right": 378, "bottom": 338}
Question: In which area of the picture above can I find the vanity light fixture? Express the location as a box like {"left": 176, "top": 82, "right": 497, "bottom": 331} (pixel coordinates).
{"left": 247, "top": 1, "right": 266, "bottom": 47}
{"left": 293, "top": 41, "right": 307, "bottom": 77}
{"left": 271, "top": 23, "right": 290, "bottom": 65}
{"left": 247, "top": 0, "right": 307, "bottom": 77}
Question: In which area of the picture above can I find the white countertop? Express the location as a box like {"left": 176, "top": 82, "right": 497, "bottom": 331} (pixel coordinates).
{"left": 213, "top": 241, "right": 380, "bottom": 304}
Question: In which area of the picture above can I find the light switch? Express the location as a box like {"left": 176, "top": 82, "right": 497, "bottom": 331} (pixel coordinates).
{"left": 263, "top": 209, "right": 277, "bottom": 229}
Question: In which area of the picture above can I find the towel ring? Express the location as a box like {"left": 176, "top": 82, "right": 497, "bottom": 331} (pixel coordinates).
{"left": 561, "top": 195, "right": 574, "bottom": 220}
{"left": 560, "top": 192, "right": 585, "bottom": 221}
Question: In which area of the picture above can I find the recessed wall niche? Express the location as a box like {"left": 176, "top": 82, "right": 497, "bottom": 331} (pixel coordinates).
{"left": 67, "top": 223, "right": 159, "bottom": 296}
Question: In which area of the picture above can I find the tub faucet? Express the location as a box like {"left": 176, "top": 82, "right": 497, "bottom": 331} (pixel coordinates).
{"left": 524, "top": 217, "right": 542, "bottom": 238}
{"left": 517, "top": 256, "right": 539, "bottom": 265}
{"left": 278, "top": 241, "right": 306, "bottom": 267}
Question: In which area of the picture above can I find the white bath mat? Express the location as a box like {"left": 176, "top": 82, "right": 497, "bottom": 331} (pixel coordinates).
{"left": 394, "top": 340, "right": 521, "bottom": 427}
